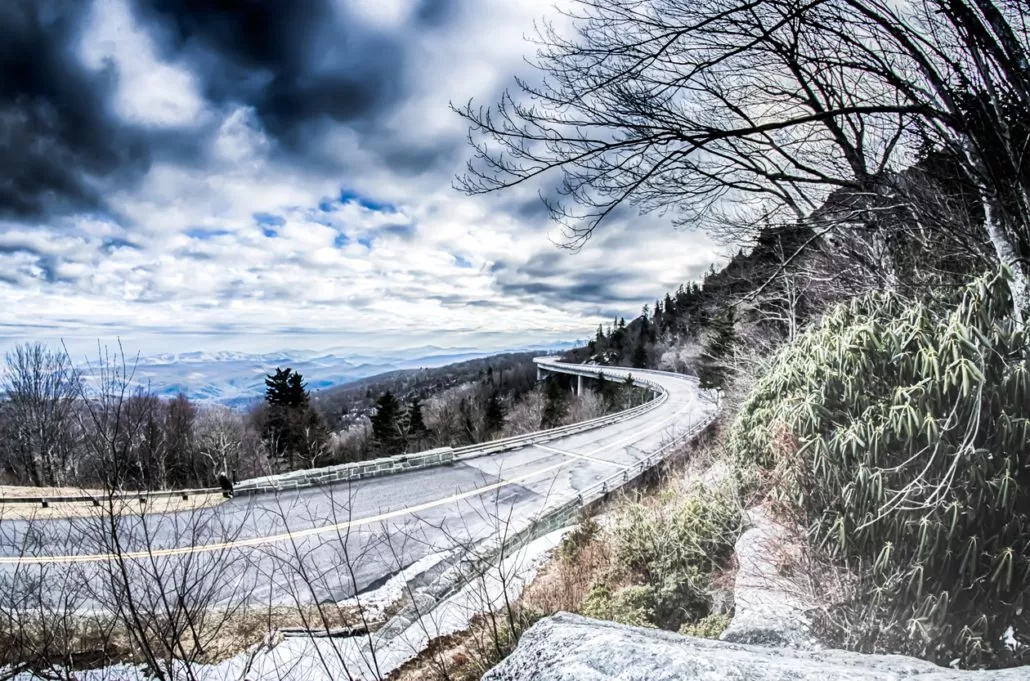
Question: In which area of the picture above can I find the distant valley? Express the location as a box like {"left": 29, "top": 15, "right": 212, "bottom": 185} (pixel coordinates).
{"left": 114, "top": 343, "right": 580, "bottom": 408}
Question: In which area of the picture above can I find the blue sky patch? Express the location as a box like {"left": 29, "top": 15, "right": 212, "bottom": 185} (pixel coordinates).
{"left": 454, "top": 254, "right": 473, "bottom": 268}
{"left": 339, "top": 189, "right": 396, "bottom": 213}
{"left": 334, "top": 233, "right": 351, "bottom": 248}
{"left": 254, "top": 212, "right": 285, "bottom": 238}
{"left": 100, "top": 237, "right": 139, "bottom": 254}
{"left": 185, "top": 228, "right": 231, "bottom": 239}
{"left": 254, "top": 212, "right": 286, "bottom": 227}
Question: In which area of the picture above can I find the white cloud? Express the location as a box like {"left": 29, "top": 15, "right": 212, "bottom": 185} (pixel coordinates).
{"left": 0, "top": 0, "right": 724, "bottom": 358}
{"left": 78, "top": 0, "right": 208, "bottom": 128}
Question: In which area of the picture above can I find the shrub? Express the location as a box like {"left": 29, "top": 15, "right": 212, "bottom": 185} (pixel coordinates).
{"left": 558, "top": 516, "right": 601, "bottom": 564}
{"left": 580, "top": 584, "right": 656, "bottom": 628}
{"left": 613, "top": 483, "right": 739, "bottom": 585}
{"left": 611, "top": 482, "right": 740, "bottom": 629}
{"left": 732, "top": 269, "right": 1030, "bottom": 667}
{"left": 679, "top": 613, "right": 732, "bottom": 639}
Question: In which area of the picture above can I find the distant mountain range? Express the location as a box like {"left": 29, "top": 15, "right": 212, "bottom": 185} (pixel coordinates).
{"left": 116, "top": 343, "right": 580, "bottom": 408}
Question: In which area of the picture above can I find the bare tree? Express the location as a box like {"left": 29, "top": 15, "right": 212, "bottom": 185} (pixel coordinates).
{"left": 457, "top": 0, "right": 1030, "bottom": 316}
{"left": 0, "top": 343, "right": 80, "bottom": 487}
{"left": 196, "top": 406, "right": 270, "bottom": 484}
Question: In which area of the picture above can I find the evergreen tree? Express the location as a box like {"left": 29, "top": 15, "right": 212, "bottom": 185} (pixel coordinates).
{"left": 622, "top": 374, "right": 637, "bottom": 408}
{"left": 541, "top": 377, "right": 567, "bottom": 428}
{"left": 262, "top": 367, "right": 324, "bottom": 468}
{"left": 596, "top": 373, "right": 618, "bottom": 411}
{"left": 265, "top": 367, "right": 307, "bottom": 407}
{"left": 371, "top": 391, "right": 405, "bottom": 454}
{"left": 484, "top": 390, "right": 505, "bottom": 435}
{"left": 631, "top": 338, "right": 648, "bottom": 368}
{"left": 408, "top": 396, "right": 429, "bottom": 440}
{"left": 698, "top": 307, "right": 737, "bottom": 389}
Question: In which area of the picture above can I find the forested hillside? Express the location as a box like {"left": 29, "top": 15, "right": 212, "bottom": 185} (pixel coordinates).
{"left": 0, "top": 348, "right": 635, "bottom": 492}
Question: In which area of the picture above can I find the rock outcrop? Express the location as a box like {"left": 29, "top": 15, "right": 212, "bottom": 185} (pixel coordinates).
{"left": 720, "top": 507, "right": 817, "bottom": 648}
{"left": 483, "top": 612, "right": 1026, "bottom": 680}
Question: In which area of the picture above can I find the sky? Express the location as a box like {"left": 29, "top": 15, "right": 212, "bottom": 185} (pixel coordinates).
{"left": 0, "top": 0, "right": 724, "bottom": 358}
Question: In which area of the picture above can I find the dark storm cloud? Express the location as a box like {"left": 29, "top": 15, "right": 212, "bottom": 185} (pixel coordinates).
{"left": 131, "top": 0, "right": 411, "bottom": 144}
{"left": 0, "top": 0, "right": 150, "bottom": 219}
{"left": 415, "top": 0, "right": 460, "bottom": 27}
{"left": 490, "top": 253, "right": 655, "bottom": 309}
{"left": 378, "top": 223, "right": 417, "bottom": 240}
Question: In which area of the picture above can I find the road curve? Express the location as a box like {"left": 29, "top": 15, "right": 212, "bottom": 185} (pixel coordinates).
{"left": 0, "top": 360, "right": 718, "bottom": 606}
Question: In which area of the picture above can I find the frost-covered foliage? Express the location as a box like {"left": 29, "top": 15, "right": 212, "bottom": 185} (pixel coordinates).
{"left": 732, "top": 269, "right": 1030, "bottom": 668}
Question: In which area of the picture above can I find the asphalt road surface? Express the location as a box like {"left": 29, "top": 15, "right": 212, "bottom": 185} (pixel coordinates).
{"left": 0, "top": 361, "right": 717, "bottom": 609}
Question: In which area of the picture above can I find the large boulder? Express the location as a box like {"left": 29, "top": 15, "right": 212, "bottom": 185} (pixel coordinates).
{"left": 719, "top": 507, "right": 817, "bottom": 648}
{"left": 483, "top": 612, "right": 1027, "bottom": 680}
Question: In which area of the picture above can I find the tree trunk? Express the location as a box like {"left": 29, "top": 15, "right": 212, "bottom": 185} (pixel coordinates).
{"left": 983, "top": 201, "right": 1030, "bottom": 322}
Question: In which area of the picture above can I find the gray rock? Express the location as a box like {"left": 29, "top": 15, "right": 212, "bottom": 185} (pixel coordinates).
{"left": 483, "top": 612, "right": 1027, "bottom": 680}
{"left": 721, "top": 506, "right": 818, "bottom": 648}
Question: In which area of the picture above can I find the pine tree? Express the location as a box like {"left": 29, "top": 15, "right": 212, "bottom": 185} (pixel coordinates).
{"left": 408, "top": 396, "right": 429, "bottom": 440}
{"left": 664, "top": 292, "right": 675, "bottom": 318}
{"left": 484, "top": 390, "right": 504, "bottom": 435}
{"left": 541, "top": 377, "right": 566, "bottom": 428}
{"left": 262, "top": 367, "right": 323, "bottom": 468}
{"left": 265, "top": 367, "right": 306, "bottom": 407}
{"left": 596, "top": 373, "right": 618, "bottom": 411}
{"left": 698, "top": 307, "right": 737, "bottom": 389}
{"left": 371, "top": 391, "right": 405, "bottom": 454}
{"left": 622, "top": 374, "right": 637, "bottom": 408}
{"left": 631, "top": 337, "right": 648, "bottom": 368}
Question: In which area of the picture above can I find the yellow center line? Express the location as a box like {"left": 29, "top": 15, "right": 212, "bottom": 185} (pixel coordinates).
{"left": 0, "top": 460, "right": 572, "bottom": 566}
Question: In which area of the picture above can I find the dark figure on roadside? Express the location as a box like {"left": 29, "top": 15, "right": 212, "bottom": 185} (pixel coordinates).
{"left": 218, "top": 470, "right": 234, "bottom": 498}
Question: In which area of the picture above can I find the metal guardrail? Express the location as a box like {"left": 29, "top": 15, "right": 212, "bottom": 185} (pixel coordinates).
{"left": 0, "top": 486, "right": 224, "bottom": 508}
{"left": 578, "top": 405, "right": 720, "bottom": 508}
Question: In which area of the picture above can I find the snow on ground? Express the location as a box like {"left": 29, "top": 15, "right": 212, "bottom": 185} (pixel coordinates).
{"left": 337, "top": 549, "right": 456, "bottom": 622}
{"left": 206, "top": 526, "right": 570, "bottom": 681}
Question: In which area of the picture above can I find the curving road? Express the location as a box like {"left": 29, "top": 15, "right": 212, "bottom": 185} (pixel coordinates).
{"left": 0, "top": 360, "right": 717, "bottom": 608}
